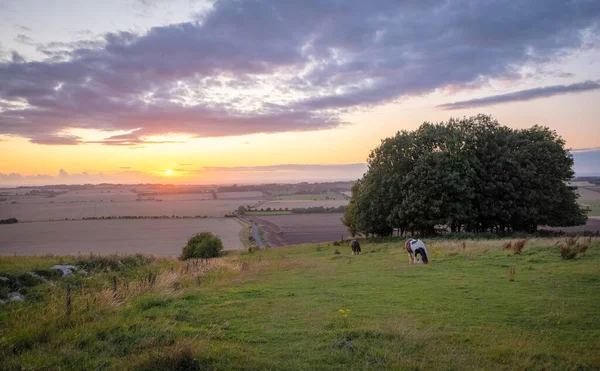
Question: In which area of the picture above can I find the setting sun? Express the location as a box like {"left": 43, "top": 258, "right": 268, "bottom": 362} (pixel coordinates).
{"left": 165, "top": 169, "right": 173, "bottom": 175}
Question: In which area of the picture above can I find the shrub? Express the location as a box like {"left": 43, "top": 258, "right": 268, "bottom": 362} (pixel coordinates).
{"left": 77, "top": 253, "right": 154, "bottom": 272}
{"left": 0, "top": 217, "right": 18, "bottom": 224}
{"left": 334, "top": 248, "right": 341, "bottom": 255}
{"left": 180, "top": 232, "right": 223, "bottom": 260}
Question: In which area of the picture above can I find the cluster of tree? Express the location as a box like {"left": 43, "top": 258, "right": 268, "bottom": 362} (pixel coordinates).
{"left": 180, "top": 232, "right": 223, "bottom": 260}
{"left": 0, "top": 218, "right": 18, "bottom": 224}
{"left": 342, "top": 115, "right": 587, "bottom": 237}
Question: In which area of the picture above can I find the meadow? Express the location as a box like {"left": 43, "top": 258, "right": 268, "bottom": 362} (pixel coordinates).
{"left": 0, "top": 219, "right": 244, "bottom": 256}
{"left": 0, "top": 237, "right": 598, "bottom": 370}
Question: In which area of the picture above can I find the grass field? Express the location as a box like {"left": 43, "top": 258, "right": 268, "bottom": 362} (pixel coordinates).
{"left": 2, "top": 237, "right": 598, "bottom": 370}
{"left": 0, "top": 218, "right": 244, "bottom": 256}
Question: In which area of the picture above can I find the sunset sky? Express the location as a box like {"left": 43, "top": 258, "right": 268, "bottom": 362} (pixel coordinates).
{"left": 1, "top": 0, "right": 599, "bottom": 185}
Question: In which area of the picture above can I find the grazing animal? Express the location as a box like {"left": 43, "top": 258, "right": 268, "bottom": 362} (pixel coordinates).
{"left": 405, "top": 239, "right": 429, "bottom": 264}
{"left": 350, "top": 239, "right": 361, "bottom": 255}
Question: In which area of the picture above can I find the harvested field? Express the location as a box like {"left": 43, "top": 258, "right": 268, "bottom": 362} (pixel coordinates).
{"left": 261, "top": 200, "right": 348, "bottom": 210}
{"left": 577, "top": 187, "right": 600, "bottom": 201}
{"left": 250, "top": 213, "right": 348, "bottom": 246}
{"left": 0, "top": 199, "right": 261, "bottom": 222}
{"left": 0, "top": 218, "right": 244, "bottom": 256}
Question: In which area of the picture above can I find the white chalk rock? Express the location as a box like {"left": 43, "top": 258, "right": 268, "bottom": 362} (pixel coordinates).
{"left": 8, "top": 292, "right": 24, "bottom": 302}
{"left": 50, "top": 265, "right": 77, "bottom": 277}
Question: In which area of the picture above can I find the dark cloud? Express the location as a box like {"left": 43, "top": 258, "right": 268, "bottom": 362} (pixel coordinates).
{"left": 437, "top": 81, "right": 600, "bottom": 110}
{"left": 14, "top": 34, "right": 35, "bottom": 45}
{"left": 572, "top": 146, "right": 600, "bottom": 153}
{"left": 16, "top": 25, "right": 31, "bottom": 31}
{"left": 1, "top": 0, "right": 599, "bottom": 145}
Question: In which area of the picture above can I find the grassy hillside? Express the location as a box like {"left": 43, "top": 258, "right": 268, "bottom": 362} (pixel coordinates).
{"left": 1, "top": 238, "right": 599, "bottom": 370}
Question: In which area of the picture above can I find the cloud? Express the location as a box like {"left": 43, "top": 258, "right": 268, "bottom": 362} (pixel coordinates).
{"left": 437, "top": 80, "right": 600, "bottom": 110}
{"left": 119, "top": 167, "right": 131, "bottom": 169}
{"left": 1, "top": 1, "right": 599, "bottom": 144}
{"left": 571, "top": 146, "right": 600, "bottom": 153}
{"left": 14, "top": 34, "right": 35, "bottom": 45}
{"left": 200, "top": 163, "right": 368, "bottom": 173}
{"left": 0, "top": 163, "right": 368, "bottom": 185}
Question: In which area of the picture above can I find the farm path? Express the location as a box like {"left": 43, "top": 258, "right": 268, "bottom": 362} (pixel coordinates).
{"left": 250, "top": 221, "right": 265, "bottom": 249}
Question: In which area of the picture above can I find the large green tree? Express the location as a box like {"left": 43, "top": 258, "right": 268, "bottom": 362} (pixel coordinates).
{"left": 346, "top": 115, "right": 587, "bottom": 236}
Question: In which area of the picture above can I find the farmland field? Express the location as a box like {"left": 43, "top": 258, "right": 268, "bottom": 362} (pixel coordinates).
{"left": 0, "top": 218, "right": 244, "bottom": 256}
{"left": 0, "top": 199, "right": 261, "bottom": 221}
{"left": 577, "top": 187, "right": 600, "bottom": 201}
{"left": 250, "top": 213, "right": 348, "bottom": 246}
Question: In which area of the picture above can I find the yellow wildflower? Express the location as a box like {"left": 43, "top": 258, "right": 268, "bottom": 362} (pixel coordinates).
{"left": 346, "top": 309, "right": 351, "bottom": 312}
{"left": 435, "top": 250, "right": 440, "bottom": 255}
{"left": 339, "top": 309, "right": 345, "bottom": 313}
{"left": 343, "top": 314, "right": 349, "bottom": 318}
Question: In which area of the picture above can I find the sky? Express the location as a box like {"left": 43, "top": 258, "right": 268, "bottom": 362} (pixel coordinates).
{"left": 0, "top": 0, "right": 599, "bottom": 185}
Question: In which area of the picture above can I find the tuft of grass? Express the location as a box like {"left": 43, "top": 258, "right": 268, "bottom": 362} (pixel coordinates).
{"left": 508, "top": 265, "right": 516, "bottom": 282}
{"left": 559, "top": 236, "right": 592, "bottom": 260}
{"left": 502, "top": 241, "right": 513, "bottom": 250}
{"left": 513, "top": 239, "right": 526, "bottom": 254}
{"left": 135, "top": 341, "right": 204, "bottom": 371}
{"left": 76, "top": 253, "right": 154, "bottom": 273}
{"left": 334, "top": 248, "right": 341, "bottom": 255}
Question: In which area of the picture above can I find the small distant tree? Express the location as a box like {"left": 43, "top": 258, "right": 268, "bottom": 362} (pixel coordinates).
{"left": 180, "top": 232, "right": 223, "bottom": 260}
{"left": 237, "top": 206, "right": 246, "bottom": 215}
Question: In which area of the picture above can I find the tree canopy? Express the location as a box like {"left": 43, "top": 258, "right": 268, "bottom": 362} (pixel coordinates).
{"left": 346, "top": 115, "right": 587, "bottom": 236}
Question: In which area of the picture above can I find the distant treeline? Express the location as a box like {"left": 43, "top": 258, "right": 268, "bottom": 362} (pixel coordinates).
{"left": 80, "top": 215, "right": 211, "bottom": 220}
{"left": 249, "top": 206, "right": 346, "bottom": 214}
{"left": 574, "top": 177, "right": 600, "bottom": 185}
{"left": 0, "top": 218, "right": 18, "bottom": 224}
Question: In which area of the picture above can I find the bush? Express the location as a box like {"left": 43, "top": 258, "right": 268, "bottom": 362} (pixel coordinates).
{"left": 0, "top": 218, "right": 18, "bottom": 224}
{"left": 180, "top": 232, "right": 223, "bottom": 260}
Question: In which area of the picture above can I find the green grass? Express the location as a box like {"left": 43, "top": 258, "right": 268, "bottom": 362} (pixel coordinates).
{"left": 246, "top": 211, "right": 293, "bottom": 216}
{"left": 275, "top": 193, "right": 347, "bottom": 201}
{"left": 1, "top": 238, "right": 599, "bottom": 370}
